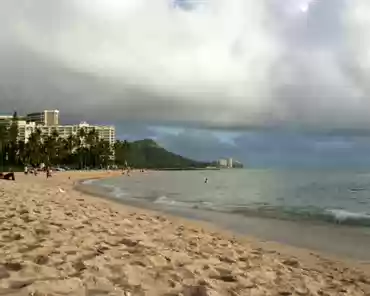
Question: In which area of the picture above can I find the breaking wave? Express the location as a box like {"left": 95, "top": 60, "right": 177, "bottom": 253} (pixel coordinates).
{"left": 231, "top": 206, "right": 370, "bottom": 227}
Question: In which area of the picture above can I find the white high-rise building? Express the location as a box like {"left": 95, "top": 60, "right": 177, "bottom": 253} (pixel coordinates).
{"left": 218, "top": 159, "right": 228, "bottom": 167}
{"left": 227, "top": 158, "right": 233, "bottom": 168}
{"left": 17, "top": 121, "right": 36, "bottom": 143}
{"left": 38, "top": 122, "right": 116, "bottom": 146}
{"left": 217, "top": 158, "right": 236, "bottom": 168}
{"left": 27, "top": 110, "right": 59, "bottom": 126}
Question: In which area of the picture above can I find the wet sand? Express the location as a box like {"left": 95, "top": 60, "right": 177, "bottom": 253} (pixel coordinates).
{"left": 0, "top": 171, "right": 369, "bottom": 295}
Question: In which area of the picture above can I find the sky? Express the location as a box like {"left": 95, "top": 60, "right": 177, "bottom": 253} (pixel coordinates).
{"left": 1, "top": 0, "right": 370, "bottom": 167}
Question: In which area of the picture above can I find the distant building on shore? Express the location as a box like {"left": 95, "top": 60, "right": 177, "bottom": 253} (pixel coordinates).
{"left": 232, "top": 160, "right": 244, "bottom": 168}
{"left": 215, "top": 157, "right": 243, "bottom": 169}
{"left": 0, "top": 110, "right": 116, "bottom": 146}
{"left": 218, "top": 159, "right": 228, "bottom": 167}
{"left": 227, "top": 158, "right": 233, "bottom": 168}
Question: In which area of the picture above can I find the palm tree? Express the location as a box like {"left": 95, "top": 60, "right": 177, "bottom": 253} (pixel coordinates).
{"left": 65, "top": 135, "right": 75, "bottom": 155}
{"left": 57, "top": 137, "right": 68, "bottom": 165}
{"left": 58, "top": 134, "right": 76, "bottom": 166}
{"left": 43, "top": 130, "right": 59, "bottom": 166}
{"left": 76, "top": 128, "right": 86, "bottom": 169}
{"left": 8, "top": 111, "right": 19, "bottom": 165}
{"left": 0, "top": 125, "right": 9, "bottom": 171}
{"left": 17, "top": 140, "right": 26, "bottom": 165}
{"left": 25, "top": 128, "right": 43, "bottom": 167}
{"left": 85, "top": 129, "right": 99, "bottom": 167}
{"left": 76, "top": 128, "right": 86, "bottom": 145}
{"left": 97, "top": 139, "right": 112, "bottom": 168}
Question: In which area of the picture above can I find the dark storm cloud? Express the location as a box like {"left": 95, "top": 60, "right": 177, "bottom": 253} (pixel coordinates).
{"left": 156, "top": 129, "right": 237, "bottom": 162}
{"left": 0, "top": 0, "right": 369, "bottom": 132}
{"left": 152, "top": 128, "right": 370, "bottom": 168}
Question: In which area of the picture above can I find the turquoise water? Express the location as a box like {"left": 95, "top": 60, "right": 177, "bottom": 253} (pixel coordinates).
{"left": 91, "top": 169, "right": 370, "bottom": 226}
{"left": 87, "top": 169, "right": 370, "bottom": 259}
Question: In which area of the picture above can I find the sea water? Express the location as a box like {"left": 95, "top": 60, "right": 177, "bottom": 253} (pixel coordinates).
{"left": 88, "top": 169, "right": 370, "bottom": 260}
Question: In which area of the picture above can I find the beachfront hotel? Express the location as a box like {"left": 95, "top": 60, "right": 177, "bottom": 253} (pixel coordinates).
{"left": 26, "top": 110, "right": 60, "bottom": 126}
{"left": 39, "top": 122, "right": 116, "bottom": 146}
{"left": 0, "top": 110, "right": 116, "bottom": 146}
{"left": 217, "top": 158, "right": 233, "bottom": 168}
{"left": 0, "top": 115, "right": 36, "bottom": 143}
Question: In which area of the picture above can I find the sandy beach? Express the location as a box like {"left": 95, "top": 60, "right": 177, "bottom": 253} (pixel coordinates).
{"left": 0, "top": 171, "right": 369, "bottom": 296}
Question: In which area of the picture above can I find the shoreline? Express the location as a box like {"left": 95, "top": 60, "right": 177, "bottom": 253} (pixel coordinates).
{"left": 0, "top": 171, "right": 369, "bottom": 295}
{"left": 79, "top": 174, "right": 370, "bottom": 263}
{"left": 77, "top": 174, "right": 370, "bottom": 270}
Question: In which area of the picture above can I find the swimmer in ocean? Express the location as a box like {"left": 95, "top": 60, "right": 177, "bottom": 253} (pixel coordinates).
{"left": 204, "top": 178, "right": 208, "bottom": 184}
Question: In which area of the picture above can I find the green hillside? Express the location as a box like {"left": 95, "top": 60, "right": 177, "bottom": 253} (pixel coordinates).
{"left": 114, "top": 139, "right": 208, "bottom": 169}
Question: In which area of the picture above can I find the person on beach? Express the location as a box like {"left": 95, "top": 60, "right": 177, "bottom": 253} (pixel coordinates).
{"left": 0, "top": 172, "right": 15, "bottom": 180}
{"left": 46, "top": 167, "right": 52, "bottom": 178}
{"left": 24, "top": 165, "right": 28, "bottom": 175}
{"left": 0, "top": 168, "right": 15, "bottom": 181}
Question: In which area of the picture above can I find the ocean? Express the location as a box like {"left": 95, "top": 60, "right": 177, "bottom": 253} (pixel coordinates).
{"left": 85, "top": 169, "right": 370, "bottom": 260}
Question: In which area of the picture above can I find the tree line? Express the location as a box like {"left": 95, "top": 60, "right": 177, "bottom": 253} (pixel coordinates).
{"left": 0, "top": 112, "right": 121, "bottom": 170}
